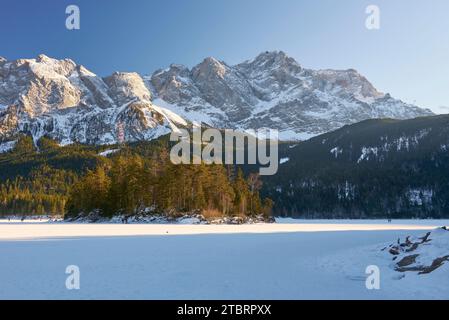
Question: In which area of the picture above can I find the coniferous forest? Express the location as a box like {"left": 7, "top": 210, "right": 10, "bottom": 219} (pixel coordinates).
{"left": 0, "top": 135, "right": 273, "bottom": 219}
{"left": 267, "top": 116, "right": 449, "bottom": 219}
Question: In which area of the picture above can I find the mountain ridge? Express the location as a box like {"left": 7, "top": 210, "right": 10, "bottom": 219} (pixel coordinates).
{"left": 151, "top": 50, "right": 433, "bottom": 140}
{"left": 0, "top": 51, "right": 433, "bottom": 149}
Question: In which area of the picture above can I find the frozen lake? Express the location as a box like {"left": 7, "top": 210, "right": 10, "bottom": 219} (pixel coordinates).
{"left": 0, "top": 219, "right": 448, "bottom": 300}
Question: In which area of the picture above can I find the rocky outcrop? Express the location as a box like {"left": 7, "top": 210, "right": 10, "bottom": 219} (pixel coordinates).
{"left": 385, "top": 228, "right": 449, "bottom": 275}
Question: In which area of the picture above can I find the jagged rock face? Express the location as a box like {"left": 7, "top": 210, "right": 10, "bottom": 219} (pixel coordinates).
{"left": 191, "top": 57, "right": 256, "bottom": 121}
{"left": 0, "top": 105, "right": 20, "bottom": 140}
{"left": 0, "top": 55, "right": 184, "bottom": 146}
{"left": 236, "top": 51, "right": 303, "bottom": 94}
{"left": 151, "top": 64, "right": 199, "bottom": 104}
{"left": 151, "top": 50, "right": 433, "bottom": 140}
{"left": 0, "top": 55, "right": 82, "bottom": 116}
{"left": 0, "top": 51, "right": 434, "bottom": 148}
{"left": 104, "top": 72, "right": 152, "bottom": 106}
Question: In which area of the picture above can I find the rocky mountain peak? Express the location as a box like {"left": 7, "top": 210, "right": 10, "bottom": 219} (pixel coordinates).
{"left": 34, "top": 57, "right": 76, "bottom": 79}
{"left": 312, "top": 68, "right": 384, "bottom": 102}
{"left": 153, "top": 64, "right": 190, "bottom": 80}
{"left": 238, "top": 50, "right": 302, "bottom": 76}
{"left": 251, "top": 50, "right": 298, "bottom": 66}
{"left": 168, "top": 64, "right": 190, "bottom": 74}
{"left": 36, "top": 54, "right": 52, "bottom": 63}
{"left": 192, "top": 57, "right": 228, "bottom": 81}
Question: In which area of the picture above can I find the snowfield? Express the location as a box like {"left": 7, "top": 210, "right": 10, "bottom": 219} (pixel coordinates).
{"left": 0, "top": 219, "right": 448, "bottom": 300}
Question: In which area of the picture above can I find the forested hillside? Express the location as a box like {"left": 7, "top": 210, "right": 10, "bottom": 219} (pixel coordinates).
{"left": 2, "top": 114, "right": 449, "bottom": 219}
{"left": 264, "top": 115, "right": 449, "bottom": 218}
{"left": 0, "top": 135, "right": 272, "bottom": 219}
{"left": 0, "top": 136, "right": 104, "bottom": 215}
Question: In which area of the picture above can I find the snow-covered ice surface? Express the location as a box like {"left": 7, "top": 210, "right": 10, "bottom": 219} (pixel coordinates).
{"left": 275, "top": 218, "right": 449, "bottom": 226}
{"left": 0, "top": 219, "right": 448, "bottom": 300}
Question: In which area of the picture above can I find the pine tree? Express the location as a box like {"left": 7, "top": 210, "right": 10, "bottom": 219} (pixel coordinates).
{"left": 233, "top": 168, "right": 250, "bottom": 216}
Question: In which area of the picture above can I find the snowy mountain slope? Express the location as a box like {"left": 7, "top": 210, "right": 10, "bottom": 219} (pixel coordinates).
{"left": 150, "top": 51, "right": 433, "bottom": 140}
{"left": 264, "top": 114, "right": 449, "bottom": 218}
{"left": 0, "top": 51, "right": 433, "bottom": 148}
{"left": 0, "top": 55, "right": 186, "bottom": 146}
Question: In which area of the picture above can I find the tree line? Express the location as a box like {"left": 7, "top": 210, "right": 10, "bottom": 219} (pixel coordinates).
{"left": 66, "top": 150, "right": 273, "bottom": 219}
{"left": 0, "top": 165, "right": 76, "bottom": 216}
{"left": 0, "top": 135, "right": 273, "bottom": 219}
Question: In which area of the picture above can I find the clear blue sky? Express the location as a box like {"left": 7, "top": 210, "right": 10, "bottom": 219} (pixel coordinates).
{"left": 1, "top": 0, "right": 448, "bottom": 113}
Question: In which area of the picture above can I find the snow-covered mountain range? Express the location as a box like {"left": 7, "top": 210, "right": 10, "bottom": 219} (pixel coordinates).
{"left": 0, "top": 54, "right": 186, "bottom": 148}
{"left": 0, "top": 51, "right": 433, "bottom": 149}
